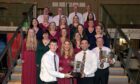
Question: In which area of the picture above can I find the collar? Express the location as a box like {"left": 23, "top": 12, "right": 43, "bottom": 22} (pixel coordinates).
{"left": 48, "top": 50, "right": 56, "bottom": 56}
{"left": 82, "top": 49, "right": 89, "bottom": 53}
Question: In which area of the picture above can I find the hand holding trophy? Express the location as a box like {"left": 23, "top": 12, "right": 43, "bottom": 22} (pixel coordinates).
{"left": 70, "top": 61, "right": 83, "bottom": 78}
{"left": 107, "top": 51, "right": 115, "bottom": 64}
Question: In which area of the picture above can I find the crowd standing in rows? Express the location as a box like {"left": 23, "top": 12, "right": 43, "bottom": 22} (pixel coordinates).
{"left": 22, "top": 4, "right": 115, "bottom": 84}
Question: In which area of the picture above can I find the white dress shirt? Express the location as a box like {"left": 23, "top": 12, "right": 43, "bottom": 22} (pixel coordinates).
{"left": 37, "top": 15, "right": 53, "bottom": 23}
{"left": 75, "top": 49, "right": 97, "bottom": 77}
{"left": 40, "top": 50, "right": 65, "bottom": 82}
{"left": 68, "top": 12, "right": 83, "bottom": 24}
{"left": 83, "top": 12, "right": 96, "bottom": 22}
{"left": 92, "top": 46, "right": 115, "bottom": 69}
{"left": 52, "top": 15, "right": 69, "bottom": 26}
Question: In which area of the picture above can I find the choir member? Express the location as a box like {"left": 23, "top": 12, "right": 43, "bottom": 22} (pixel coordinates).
{"left": 53, "top": 7, "right": 69, "bottom": 26}
{"left": 84, "top": 12, "right": 97, "bottom": 28}
{"left": 95, "top": 25, "right": 110, "bottom": 48}
{"left": 22, "top": 28, "right": 37, "bottom": 84}
{"left": 69, "top": 15, "right": 80, "bottom": 40}
{"left": 30, "top": 18, "right": 43, "bottom": 41}
{"left": 72, "top": 32, "right": 82, "bottom": 54}
{"left": 37, "top": 7, "right": 53, "bottom": 23}
{"left": 69, "top": 5, "right": 83, "bottom": 24}
{"left": 36, "top": 30, "right": 50, "bottom": 84}
{"left": 77, "top": 24, "right": 87, "bottom": 39}
{"left": 85, "top": 20, "right": 96, "bottom": 50}
{"left": 92, "top": 37, "right": 115, "bottom": 84}
{"left": 83, "top": 4, "right": 96, "bottom": 22}
{"left": 48, "top": 22, "right": 59, "bottom": 41}
{"left": 40, "top": 39, "right": 72, "bottom": 84}
{"left": 58, "top": 40, "right": 75, "bottom": 84}
{"left": 58, "top": 28, "right": 69, "bottom": 50}
{"left": 75, "top": 39, "right": 97, "bottom": 84}
{"left": 39, "top": 15, "right": 50, "bottom": 31}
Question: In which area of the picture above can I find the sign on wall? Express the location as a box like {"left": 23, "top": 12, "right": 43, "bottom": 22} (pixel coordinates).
{"left": 52, "top": 2, "right": 86, "bottom": 7}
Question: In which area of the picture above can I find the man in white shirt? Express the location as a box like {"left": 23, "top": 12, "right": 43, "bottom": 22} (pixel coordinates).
{"left": 75, "top": 39, "right": 97, "bottom": 84}
{"left": 52, "top": 7, "right": 69, "bottom": 26}
{"left": 37, "top": 7, "right": 53, "bottom": 23}
{"left": 40, "top": 39, "right": 72, "bottom": 84}
{"left": 68, "top": 5, "right": 83, "bottom": 24}
{"left": 92, "top": 37, "right": 115, "bottom": 84}
{"left": 83, "top": 4, "right": 96, "bottom": 22}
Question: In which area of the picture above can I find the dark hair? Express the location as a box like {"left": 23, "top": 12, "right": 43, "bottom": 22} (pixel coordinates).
{"left": 49, "top": 39, "right": 58, "bottom": 44}
{"left": 80, "top": 38, "right": 89, "bottom": 44}
{"left": 87, "top": 12, "right": 94, "bottom": 21}
{"left": 30, "top": 18, "right": 40, "bottom": 28}
{"left": 42, "top": 30, "right": 50, "bottom": 35}
{"left": 77, "top": 24, "right": 84, "bottom": 29}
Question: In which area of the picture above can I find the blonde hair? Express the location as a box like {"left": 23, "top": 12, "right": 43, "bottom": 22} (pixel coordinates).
{"left": 26, "top": 28, "right": 37, "bottom": 51}
{"left": 61, "top": 40, "right": 74, "bottom": 58}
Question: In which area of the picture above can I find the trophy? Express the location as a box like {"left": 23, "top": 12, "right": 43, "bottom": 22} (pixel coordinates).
{"left": 106, "top": 51, "right": 114, "bottom": 64}
{"left": 100, "top": 50, "right": 114, "bottom": 68}
{"left": 70, "top": 61, "right": 83, "bottom": 78}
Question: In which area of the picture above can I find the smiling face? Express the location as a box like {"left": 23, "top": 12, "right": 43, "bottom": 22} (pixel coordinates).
{"left": 61, "top": 28, "right": 67, "bottom": 37}
{"left": 43, "top": 32, "right": 49, "bottom": 39}
{"left": 49, "top": 42, "right": 58, "bottom": 52}
{"left": 49, "top": 22, "right": 56, "bottom": 31}
{"left": 64, "top": 41, "right": 70, "bottom": 51}
{"left": 43, "top": 7, "right": 49, "bottom": 15}
{"left": 96, "top": 37, "right": 104, "bottom": 48}
{"left": 73, "top": 5, "right": 78, "bottom": 12}
{"left": 60, "top": 16, "right": 67, "bottom": 25}
{"left": 88, "top": 20, "right": 94, "bottom": 27}
{"left": 86, "top": 4, "right": 91, "bottom": 12}
{"left": 77, "top": 25, "right": 84, "bottom": 34}
{"left": 80, "top": 40, "right": 89, "bottom": 51}
{"left": 95, "top": 25, "right": 102, "bottom": 34}
{"left": 73, "top": 15, "right": 79, "bottom": 23}
{"left": 57, "top": 7, "right": 63, "bottom": 15}
{"left": 32, "top": 19, "right": 38, "bottom": 27}
{"left": 74, "top": 32, "right": 81, "bottom": 41}
{"left": 28, "top": 28, "right": 35, "bottom": 37}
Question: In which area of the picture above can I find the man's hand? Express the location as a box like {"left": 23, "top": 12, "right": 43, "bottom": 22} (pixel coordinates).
{"left": 108, "top": 59, "right": 115, "bottom": 64}
{"left": 81, "top": 73, "right": 85, "bottom": 78}
{"left": 64, "top": 73, "right": 73, "bottom": 78}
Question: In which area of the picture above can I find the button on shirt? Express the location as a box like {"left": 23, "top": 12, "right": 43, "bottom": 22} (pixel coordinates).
{"left": 83, "top": 12, "right": 96, "bottom": 22}
{"left": 37, "top": 15, "right": 53, "bottom": 23}
{"left": 92, "top": 46, "right": 115, "bottom": 69}
{"left": 68, "top": 12, "right": 83, "bottom": 24}
{"left": 75, "top": 50, "right": 97, "bottom": 77}
{"left": 40, "top": 50, "right": 65, "bottom": 82}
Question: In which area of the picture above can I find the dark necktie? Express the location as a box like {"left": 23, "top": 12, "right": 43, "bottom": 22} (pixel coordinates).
{"left": 81, "top": 51, "right": 86, "bottom": 74}
{"left": 75, "top": 12, "right": 77, "bottom": 16}
{"left": 54, "top": 55, "right": 57, "bottom": 71}
{"left": 99, "top": 48, "right": 104, "bottom": 68}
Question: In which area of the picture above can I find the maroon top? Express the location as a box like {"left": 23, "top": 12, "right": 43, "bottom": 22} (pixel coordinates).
{"left": 39, "top": 23, "right": 49, "bottom": 31}
{"left": 74, "top": 47, "right": 81, "bottom": 54}
{"left": 49, "top": 31, "right": 60, "bottom": 41}
{"left": 22, "top": 40, "right": 36, "bottom": 84}
{"left": 84, "top": 20, "right": 98, "bottom": 28}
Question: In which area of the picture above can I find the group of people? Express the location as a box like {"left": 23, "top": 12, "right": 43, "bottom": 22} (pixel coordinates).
{"left": 21, "top": 4, "right": 115, "bottom": 84}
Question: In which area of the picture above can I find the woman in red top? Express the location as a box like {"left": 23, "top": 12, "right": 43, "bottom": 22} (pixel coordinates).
{"left": 22, "top": 28, "right": 37, "bottom": 84}
{"left": 58, "top": 40, "right": 76, "bottom": 84}
{"left": 84, "top": 12, "right": 97, "bottom": 28}
{"left": 48, "top": 22, "right": 59, "bottom": 41}
{"left": 72, "top": 32, "right": 82, "bottom": 54}
{"left": 57, "top": 28, "right": 69, "bottom": 51}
